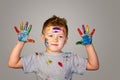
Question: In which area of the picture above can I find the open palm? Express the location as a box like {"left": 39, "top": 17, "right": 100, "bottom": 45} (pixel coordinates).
{"left": 14, "top": 21, "right": 35, "bottom": 43}
{"left": 76, "top": 24, "right": 95, "bottom": 45}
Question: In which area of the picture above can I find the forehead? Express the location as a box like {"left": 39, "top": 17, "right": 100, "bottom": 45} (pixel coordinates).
{"left": 45, "top": 26, "right": 65, "bottom": 33}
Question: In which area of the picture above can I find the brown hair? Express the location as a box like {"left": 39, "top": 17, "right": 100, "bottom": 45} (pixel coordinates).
{"left": 42, "top": 15, "right": 68, "bottom": 37}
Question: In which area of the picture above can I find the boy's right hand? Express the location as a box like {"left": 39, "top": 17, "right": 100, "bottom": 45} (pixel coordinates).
{"left": 14, "top": 21, "right": 35, "bottom": 43}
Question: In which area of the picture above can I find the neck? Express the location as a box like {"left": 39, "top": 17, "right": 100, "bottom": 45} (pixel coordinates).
{"left": 46, "top": 48, "right": 62, "bottom": 54}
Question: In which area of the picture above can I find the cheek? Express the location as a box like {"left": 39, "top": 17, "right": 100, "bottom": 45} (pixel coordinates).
{"left": 62, "top": 38, "right": 68, "bottom": 44}
{"left": 45, "top": 38, "right": 51, "bottom": 43}
{"left": 47, "top": 38, "right": 51, "bottom": 42}
{"left": 59, "top": 39, "right": 66, "bottom": 45}
{"left": 44, "top": 38, "right": 51, "bottom": 47}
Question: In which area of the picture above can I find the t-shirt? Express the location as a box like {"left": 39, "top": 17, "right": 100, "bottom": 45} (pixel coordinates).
{"left": 21, "top": 52, "right": 87, "bottom": 80}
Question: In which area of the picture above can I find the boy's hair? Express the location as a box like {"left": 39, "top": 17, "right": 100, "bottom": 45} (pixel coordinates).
{"left": 42, "top": 15, "right": 68, "bottom": 37}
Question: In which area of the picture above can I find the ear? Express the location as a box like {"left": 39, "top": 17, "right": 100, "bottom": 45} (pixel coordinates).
{"left": 41, "top": 34, "right": 45, "bottom": 41}
{"left": 64, "top": 37, "right": 68, "bottom": 44}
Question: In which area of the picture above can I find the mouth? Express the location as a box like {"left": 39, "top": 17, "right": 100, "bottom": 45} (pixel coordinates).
{"left": 51, "top": 44, "right": 58, "bottom": 46}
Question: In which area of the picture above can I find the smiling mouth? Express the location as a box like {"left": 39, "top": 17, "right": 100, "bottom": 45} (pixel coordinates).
{"left": 51, "top": 44, "right": 58, "bottom": 46}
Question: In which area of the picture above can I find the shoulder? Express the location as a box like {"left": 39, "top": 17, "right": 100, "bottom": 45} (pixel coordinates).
{"left": 22, "top": 52, "right": 45, "bottom": 58}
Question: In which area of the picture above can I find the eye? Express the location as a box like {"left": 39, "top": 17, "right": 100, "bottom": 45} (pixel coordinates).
{"left": 59, "top": 35, "right": 64, "bottom": 38}
{"left": 48, "top": 34, "right": 53, "bottom": 37}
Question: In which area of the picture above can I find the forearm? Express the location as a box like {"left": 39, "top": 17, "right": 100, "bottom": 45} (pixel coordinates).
{"left": 8, "top": 41, "right": 25, "bottom": 68}
{"left": 85, "top": 44, "right": 99, "bottom": 70}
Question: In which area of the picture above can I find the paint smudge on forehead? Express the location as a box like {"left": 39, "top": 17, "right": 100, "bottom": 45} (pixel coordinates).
{"left": 46, "top": 27, "right": 51, "bottom": 32}
{"left": 53, "top": 27, "right": 61, "bottom": 30}
{"left": 52, "top": 27, "right": 61, "bottom": 33}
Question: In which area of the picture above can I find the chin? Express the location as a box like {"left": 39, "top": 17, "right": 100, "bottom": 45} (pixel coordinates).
{"left": 50, "top": 49, "right": 61, "bottom": 53}
{"left": 47, "top": 47, "right": 62, "bottom": 53}
{"left": 51, "top": 50, "right": 60, "bottom": 52}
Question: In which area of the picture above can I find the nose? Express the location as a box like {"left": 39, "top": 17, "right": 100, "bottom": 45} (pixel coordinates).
{"left": 53, "top": 37, "right": 58, "bottom": 42}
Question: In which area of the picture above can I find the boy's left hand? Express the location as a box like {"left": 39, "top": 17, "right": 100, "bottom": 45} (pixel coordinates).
{"left": 76, "top": 25, "right": 95, "bottom": 45}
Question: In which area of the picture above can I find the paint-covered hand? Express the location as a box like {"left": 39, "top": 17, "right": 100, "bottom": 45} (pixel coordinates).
{"left": 76, "top": 25, "right": 95, "bottom": 45}
{"left": 14, "top": 21, "right": 35, "bottom": 43}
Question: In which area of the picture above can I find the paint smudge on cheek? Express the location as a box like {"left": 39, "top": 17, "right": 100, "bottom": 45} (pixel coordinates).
{"left": 45, "top": 38, "right": 49, "bottom": 47}
{"left": 45, "top": 38, "right": 51, "bottom": 47}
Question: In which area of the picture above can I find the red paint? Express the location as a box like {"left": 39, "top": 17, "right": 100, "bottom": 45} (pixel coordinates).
{"left": 62, "top": 29, "right": 65, "bottom": 33}
{"left": 77, "top": 28, "right": 83, "bottom": 36}
{"left": 27, "top": 39, "right": 35, "bottom": 43}
{"left": 90, "top": 29, "right": 95, "bottom": 36}
{"left": 14, "top": 26, "right": 20, "bottom": 34}
{"left": 58, "top": 62, "right": 63, "bottom": 67}
{"left": 35, "top": 52, "right": 38, "bottom": 55}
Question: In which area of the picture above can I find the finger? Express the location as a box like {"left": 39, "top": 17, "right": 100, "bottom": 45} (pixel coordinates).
{"left": 27, "top": 38, "right": 35, "bottom": 43}
{"left": 14, "top": 26, "right": 20, "bottom": 34}
{"left": 77, "top": 28, "right": 83, "bottom": 36}
{"left": 27, "top": 24, "right": 32, "bottom": 35}
{"left": 20, "top": 21, "right": 24, "bottom": 31}
{"left": 90, "top": 28, "right": 95, "bottom": 36}
{"left": 82, "top": 24, "right": 86, "bottom": 34}
{"left": 24, "top": 21, "right": 28, "bottom": 30}
{"left": 76, "top": 40, "right": 83, "bottom": 45}
{"left": 86, "top": 25, "right": 89, "bottom": 34}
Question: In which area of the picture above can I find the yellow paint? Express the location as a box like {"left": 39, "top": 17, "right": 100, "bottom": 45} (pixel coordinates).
{"left": 53, "top": 37, "right": 58, "bottom": 42}
{"left": 46, "top": 27, "right": 51, "bottom": 32}
{"left": 47, "top": 60, "right": 52, "bottom": 65}
{"left": 47, "top": 38, "right": 51, "bottom": 42}
{"left": 86, "top": 25, "right": 89, "bottom": 34}
{"left": 20, "top": 21, "right": 24, "bottom": 31}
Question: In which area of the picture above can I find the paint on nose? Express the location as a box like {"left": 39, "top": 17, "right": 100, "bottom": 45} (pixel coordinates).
{"left": 54, "top": 37, "right": 58, "bottom": 42}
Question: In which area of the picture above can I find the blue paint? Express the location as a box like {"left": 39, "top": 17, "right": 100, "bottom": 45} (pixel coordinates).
{"left": 52, "top": 27, "right": 61, "bottom": 33}
{"left": 53, "top": 27, "right": 61, "bottom": 30}
{"left": 18, "top": 31, "right": 28, "bottom": 42}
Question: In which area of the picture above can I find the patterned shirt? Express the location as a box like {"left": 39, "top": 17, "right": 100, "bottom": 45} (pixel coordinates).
{"left": 21, "top": 52, "right": 87, "bottom": 80}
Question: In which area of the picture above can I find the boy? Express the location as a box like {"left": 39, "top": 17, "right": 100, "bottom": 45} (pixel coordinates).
{"left": 8, "top": 15, "right": 99, "bottom": 80}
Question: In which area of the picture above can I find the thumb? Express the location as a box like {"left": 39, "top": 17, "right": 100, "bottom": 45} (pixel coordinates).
{"left": 27, "top": 38, "right": 35, "bottom": 43}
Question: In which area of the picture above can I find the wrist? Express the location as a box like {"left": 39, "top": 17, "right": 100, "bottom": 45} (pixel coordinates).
{"left": 16, "top": 41, "right": 25, "bottom": 45}
{"left": 85, "top": 44, "right": 93, "bottom": 47}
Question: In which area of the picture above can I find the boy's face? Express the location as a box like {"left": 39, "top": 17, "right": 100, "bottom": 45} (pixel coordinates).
{"left": 42, "top": 26, "right": 68, "bottom": 53}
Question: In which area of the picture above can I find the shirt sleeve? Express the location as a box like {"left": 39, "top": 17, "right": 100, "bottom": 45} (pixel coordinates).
{"left": 71, "top": 53, "right": 87, "bottom": 75}
{"left": 21, "top": 53, "right": 37, "bottom": 73}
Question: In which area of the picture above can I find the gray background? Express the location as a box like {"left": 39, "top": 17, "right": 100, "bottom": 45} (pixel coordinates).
{"left": 0, "top": 0, "right": 120, "bottom": 80}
